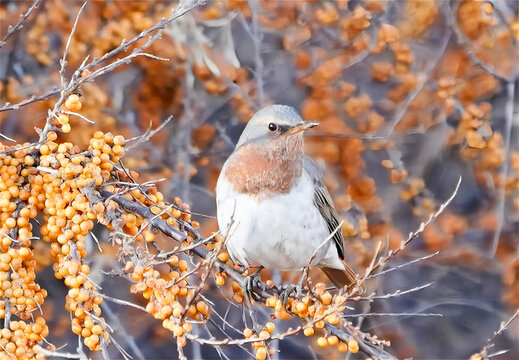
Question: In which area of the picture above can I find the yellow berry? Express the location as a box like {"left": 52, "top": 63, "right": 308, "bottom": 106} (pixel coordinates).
{"left": 338, "top": 342, "right": 348, "bottom": 352}
{"left": 348, "top": 338, "right": 359, "bottom": 353}
{"left": 320, "top": 292, "right": 332, "bottom": 305}
{"left": 113, "top": 135, "right": 125, "bottom": 146}
{"left": 58, "top": 114, "right": 69, "bottom": 124}
{"left": 327, "top": 335, "right": 339, "bottom": 346}
{"left": 303, "top": 327, "right": 314, "bottom": 337}
{"left": 317, "top": 337, "right": 328, "bottom": 347}
{"left": 67, "top": 94, "right": 79, "bottom": 104}
{"left": 256, "top": 347, "right": 267, "bottom": 360}
{"left": 265, "top": 322, "right": 275, "bottom": 333}
{"left": 243, "top": 328, "right": 253, "bottom": 338}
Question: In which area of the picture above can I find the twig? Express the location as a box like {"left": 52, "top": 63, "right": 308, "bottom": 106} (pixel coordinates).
{"left": 0, "top": 88, "right": 61, "bottom": 113}
{"left": 60, "top": 2, "right": 88, "bottom": 87}
{"left": 99, "top": 293, "right": 147, "bottom": 312}
{"left": 124, "top": 116, "right": 174, "bottom": 153}
{"left": 367, "top": 251, "right": 439, "bottom": 279}
{"left": 33, "top": 346, "right": 88, "bottom": 360}
{"left": 480, "top": 310, "right": 519, "bottom": 358}
{"left": 351, "top": 282, "right": 434, "bottom": 302}
{"left": 490, "top": 81, "right": 515, "bottom": 257}
{"left": 367, "top": 177, "right": 461, "bottom": 277}
{"left": 0, "top": 133, "right": 16, "bottom": 142}
{"left": 0, "top": 0, "right": 43, "bottom": 48}
{"left": 62, "top": 110, "right": 95, "bottom": 124}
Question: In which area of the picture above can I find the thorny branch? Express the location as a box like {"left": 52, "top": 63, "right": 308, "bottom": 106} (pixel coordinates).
{"left": 479, "top": 310, "right": 519, "bottom": 359}
{"left": 0, "top": 0, "right": 43, "bottom": 48}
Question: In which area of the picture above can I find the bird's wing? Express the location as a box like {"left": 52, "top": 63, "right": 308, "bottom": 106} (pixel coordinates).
{"left": 303, "top": 155, "right": 344, "bottom": 260}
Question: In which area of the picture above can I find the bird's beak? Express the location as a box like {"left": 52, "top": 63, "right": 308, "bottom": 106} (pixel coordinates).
{"left": 287, "top": 121, "right": 319, "bottom": 134}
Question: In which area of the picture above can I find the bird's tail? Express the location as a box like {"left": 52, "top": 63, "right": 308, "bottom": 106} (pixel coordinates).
{"left": 321, "top": 262, "right": 357, "bottom": 290}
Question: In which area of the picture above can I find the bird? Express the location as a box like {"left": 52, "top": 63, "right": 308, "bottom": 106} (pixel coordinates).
{"left": 216, "top": 104, "right": 357, "bottom": 290}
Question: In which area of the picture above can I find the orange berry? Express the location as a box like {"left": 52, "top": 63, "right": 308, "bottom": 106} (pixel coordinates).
{"left": 296, "top": 302, "right": 307, "bottom": 313}
{"left": 325, "top": 313, "right": 340, "bottom": 325}
{"left": 178, "top": 260, "right": 188, "bottom": 272}
{"left": 67, "top": 94, "right": 79, "bottom": 104}
{"left": 258, "top": 330, "right": 269, "bottom": 339}
{"left": 256, "top": 347, "right": 267, "bottom": 360}
{"left": 113, "top": 135, "right": 125, "bottom": 146}
{"left": 58, "top": 114, "right": 69, "bottom": 124}
{"left": 320, "top": 292, "right": 332, "bottom": 305}
{"left": 338, "top": 342, "right": 348, "bottom": 352}
{"left": 265, "top": 322, "right": 275, "bottom": 333}
{"left": 217, "top": 251, "right": 229, "bottom": 262}
{"left": 317, "top": 337, "right": 328, "bottom": 347}
{"left": 327, "top": 335, "right": 339, "bottom": 346}
{"left": 348, "top": 338, "right": 359, "bottom": 353}
{"left": 303, "top": 327, "right": 314, "bottom": 336}
{"left": 243, "top": 328, "right": 253, "bottom": 338}
{"left": 196, "top": 301, "right": 209, "bottom": 316}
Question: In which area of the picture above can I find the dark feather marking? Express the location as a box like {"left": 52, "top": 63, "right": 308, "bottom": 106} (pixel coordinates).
{"left": 303, "top": 155, "right": 345, "bottom": 260}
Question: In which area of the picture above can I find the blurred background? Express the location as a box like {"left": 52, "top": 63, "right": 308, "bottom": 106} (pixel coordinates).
{"left": 1, "top": 0, "right": 518, "bottom": 359}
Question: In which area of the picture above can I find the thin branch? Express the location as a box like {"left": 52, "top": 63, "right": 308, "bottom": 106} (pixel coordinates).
{"left": 62, "top": 110, "right": 95, "bottom": 124}
{"left": 0, "top": 88, "right": 61, "bottom": 113}
{"left": 0, "top": 0, "right": 43, "bottom": 48}
{"left": 366, "top": 177, "right": 461, "bottom": 277}
{"left": 60, "top": 2, "right": 88, "bottom": 87}
{"left": 490, "top": 81, "right": 515, "bottom": 256}
{"left": 480, "top": 310, "right": 519, "bottom": 358}
{"left": 124, "top": 116, "right": 174, "bottom": 153}
{"left": 0, "top": 133, "right": 16, "bottom": 143}
{"left": 351, "top": 282, "right": 434, "bottom": 302}
{"left": 367, "top": 251, "right": 439, "bottom": 279}
{"left": 33, "top": 346, "right": 88, "bottom": 360}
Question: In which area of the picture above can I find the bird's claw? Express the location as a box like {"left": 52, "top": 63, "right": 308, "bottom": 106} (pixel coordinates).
{"left": 244, "top": 267, "right": 263, "bottom": 301}
{"left": 279, "top": 284, "right": 298, "bottom": 306}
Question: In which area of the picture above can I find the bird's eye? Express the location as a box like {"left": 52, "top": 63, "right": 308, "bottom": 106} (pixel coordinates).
{"left": 268, "top": 123, "right": 277, "bottom": 131}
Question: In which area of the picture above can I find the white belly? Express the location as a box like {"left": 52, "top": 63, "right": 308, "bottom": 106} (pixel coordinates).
{"left": 216, "top": 171, "right": 343, "bottom": 271}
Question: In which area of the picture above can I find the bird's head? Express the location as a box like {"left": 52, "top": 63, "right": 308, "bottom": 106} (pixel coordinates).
{"left": 236, "top": 105, "right": 318, "bottom": 149}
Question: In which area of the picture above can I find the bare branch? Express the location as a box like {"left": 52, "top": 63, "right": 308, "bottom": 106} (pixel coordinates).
{"left": 0, "top": 88, "right": 61, "bottom": 113}
{"left": 0, "top": 0, "right": 43, "bottom": 48}
{"left": 366, "top": 177, "right": 461, "bottom": 277}
{"left": 60, "top": 2, "right": 88, "bottom": 87}
{"left": 125, "top": 116, "right": 174, "bottom": 153}
{"left": 480, "top": 310, "right": 519, "bottom": 358}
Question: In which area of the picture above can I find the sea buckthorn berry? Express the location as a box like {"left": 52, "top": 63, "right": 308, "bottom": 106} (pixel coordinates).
{"left": 58, "top": 114, "right": 69, "bottom": 124}
{"left": 196, "top": 301, "right": 209, "bottom": 317}
{"left": 258, "top": 330, "right": 269, "bottom": 339}
{"left": 320, "top": 292, "right": 332, "bottom": 305}
{"left": 217, "top": 251, "right": 229, "bottom": 262}
{"left": 303, "top": 327, "right": 314, "bottom": 336}
{"left": 338, "top": 342, "right": 348, "bottom": 352}
{"left": 327, "top": 335, "right": 339, "bottom": 346}
{"left": 317, "top": 337, "right": 328, "bottom": 347}
{"left": 256, "top": 347, "right": 267, "bottom": 360}
{"left": 113, "top": 135, "right": 125, "bottom": 146}
{"left": 67, "top": 94, "right": 79, "bottom": 104}
{"left": 265, "top": 322, "right": 275, "bottom": 333}
{"left": 348, "top": 338, "right": 359, "bottom": 353}
{"left": 243, "top": 328, "right": 253, "bottom": 338}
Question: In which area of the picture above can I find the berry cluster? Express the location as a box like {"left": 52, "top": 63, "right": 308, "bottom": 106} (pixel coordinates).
{"left": 263, "top": 282, "right": 359, "bottom": 357}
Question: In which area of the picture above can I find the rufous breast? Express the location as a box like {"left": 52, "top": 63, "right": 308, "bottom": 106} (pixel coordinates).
{"left": 223, "top": 136, "right": 303, "bottom": 196}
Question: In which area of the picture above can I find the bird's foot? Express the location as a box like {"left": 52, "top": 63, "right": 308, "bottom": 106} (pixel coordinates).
{"left": 279, "top": 275, "right": 308, "bottom": 307}
{"left": 279, "top": 284, "right": 298, "bottom": 306}
{"left": 244, "top": 266, "right": 264, "bottom": 301}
